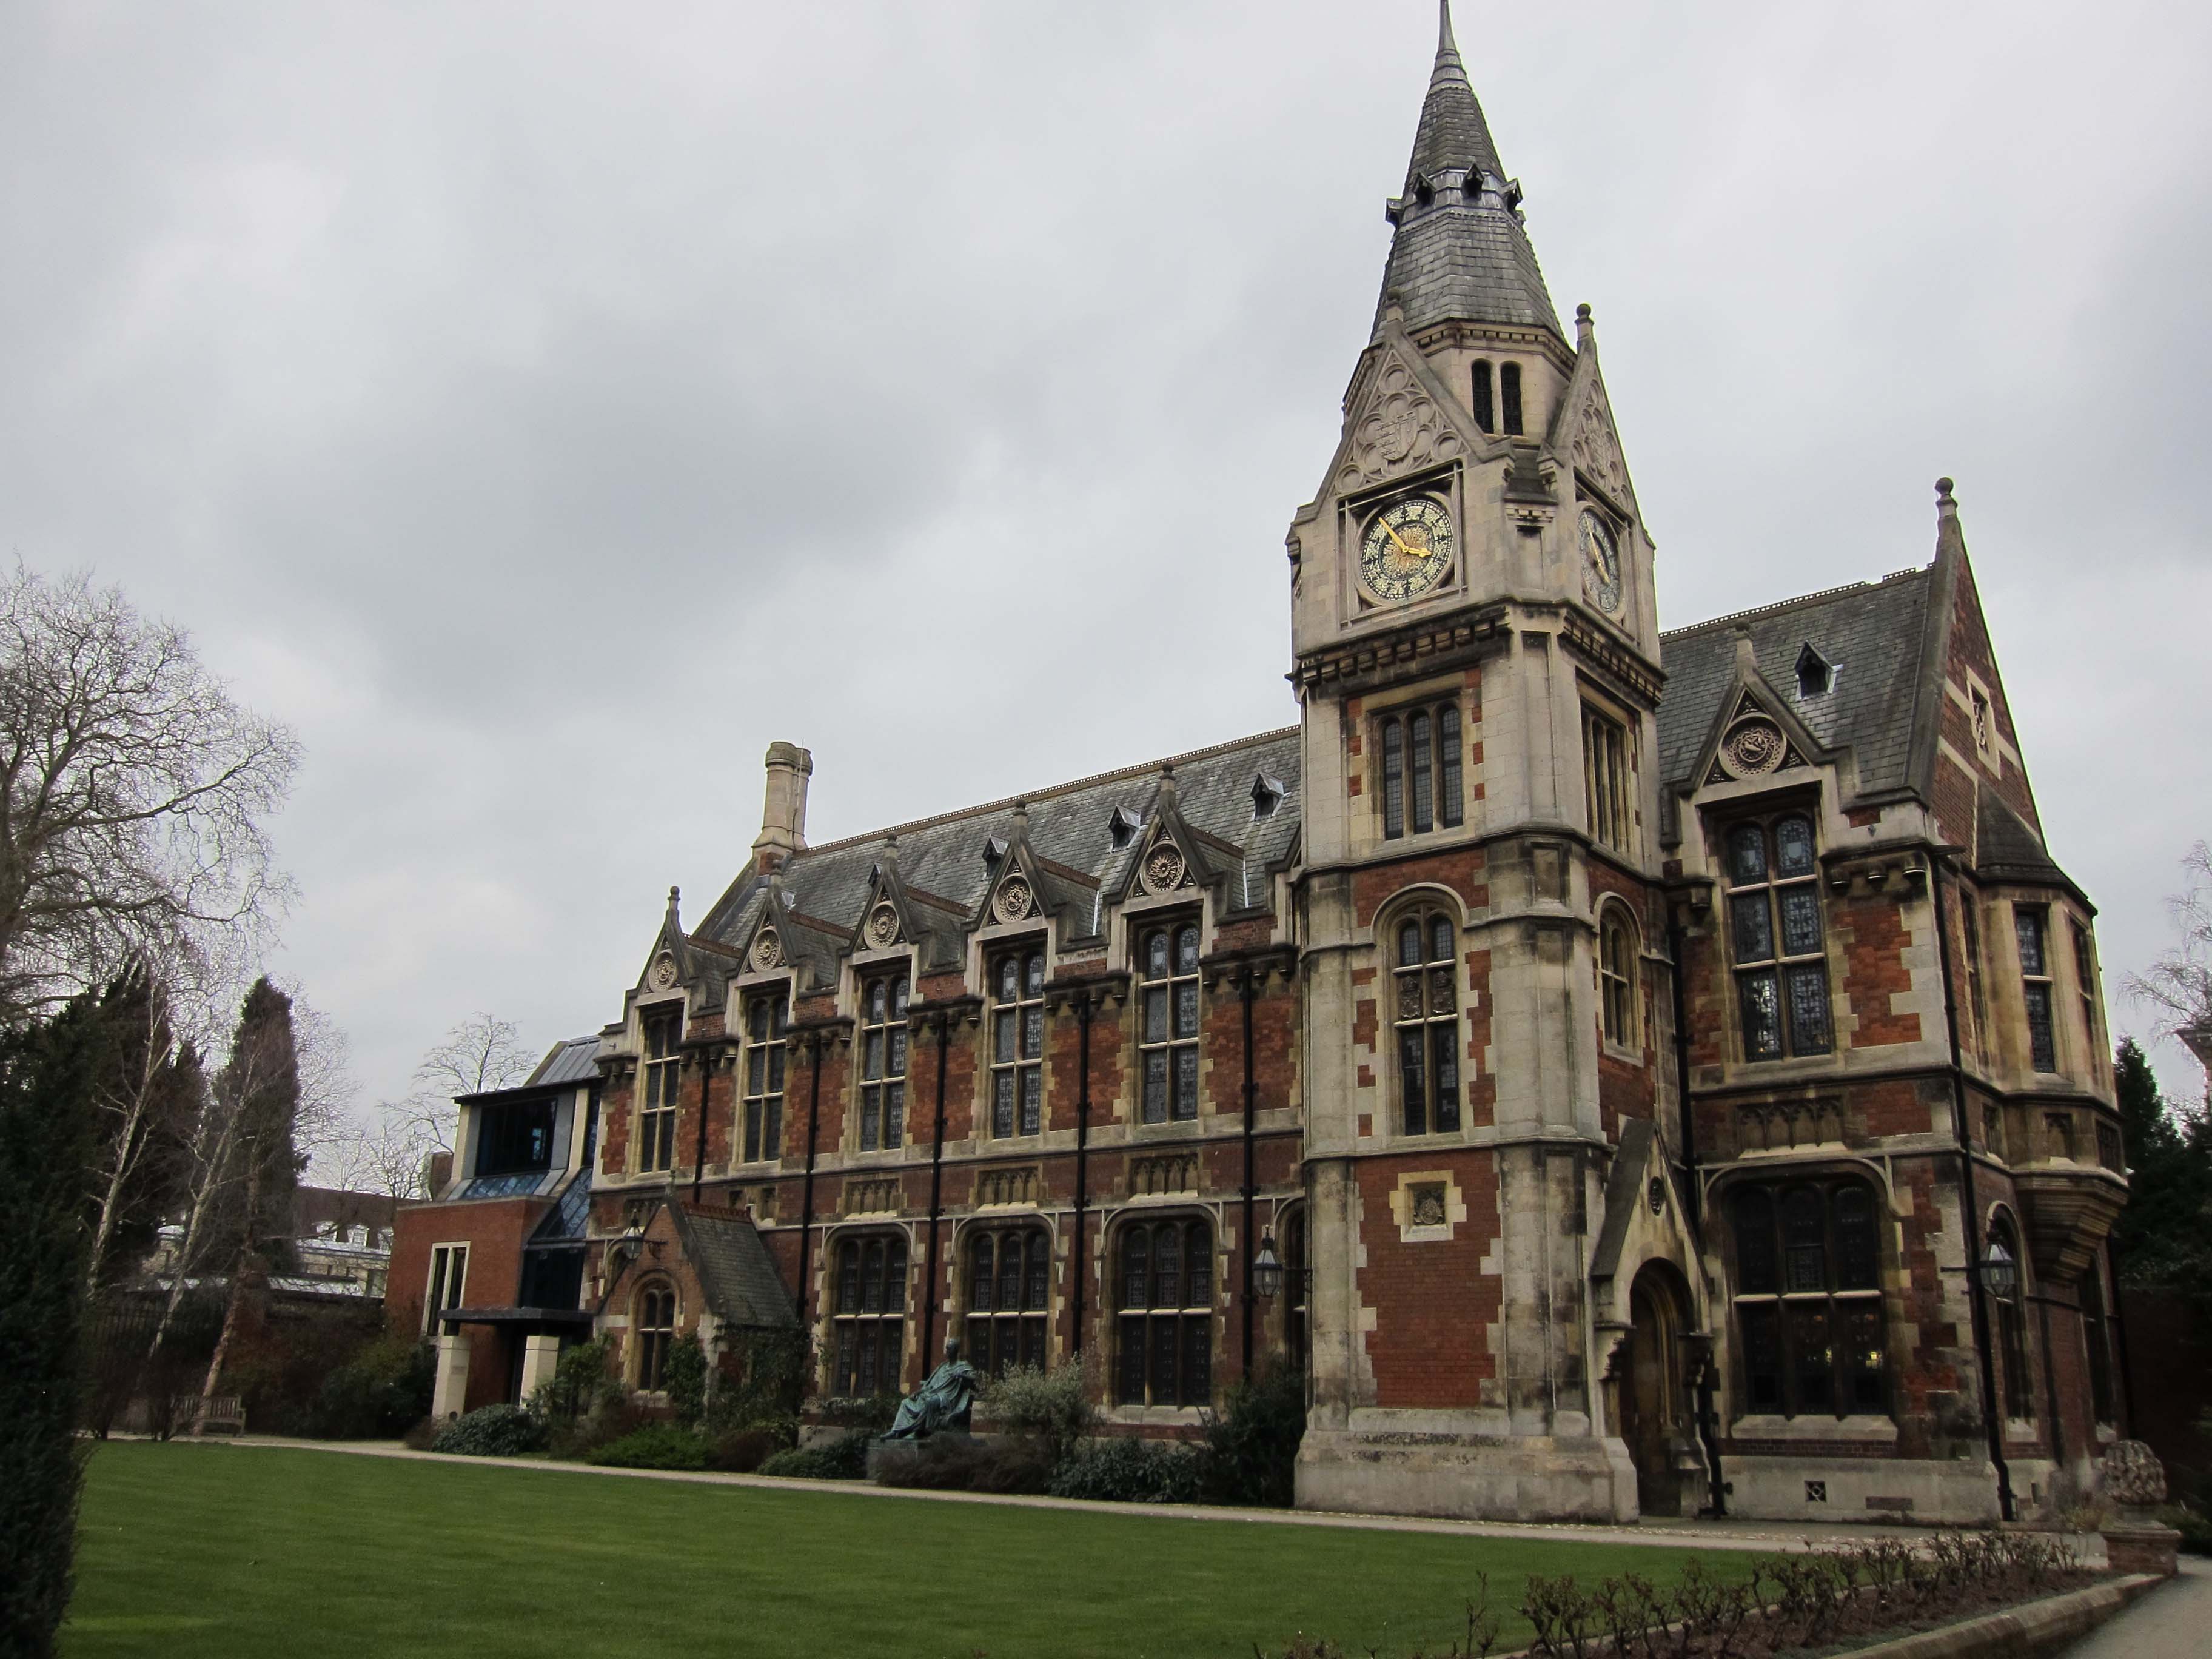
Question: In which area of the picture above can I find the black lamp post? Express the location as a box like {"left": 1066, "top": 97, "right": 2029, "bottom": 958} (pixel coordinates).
{"left": 1981, "top": 1238, "right": 2018, "bottom": 1305}
{"left": 1252, "top": 1232, "right": 1284, "bottom": 1301}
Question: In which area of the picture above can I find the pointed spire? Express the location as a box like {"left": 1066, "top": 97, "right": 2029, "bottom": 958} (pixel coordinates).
{"left": 1375, "top": 2, "right": 1561, "bottom": 341}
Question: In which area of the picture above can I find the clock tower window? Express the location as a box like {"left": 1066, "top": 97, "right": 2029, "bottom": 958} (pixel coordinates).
{"left": 1393, "top": 910, "right": 1463, "bottom": 1136}
{"left": 1470, "top": 361, "right": 1495, "bottom": 434}
{"left": 1499, "top": 363, "right": 1524, "bottom": 437}
{"left": 1379, "top": 703, "right": 1464, "bottom": 839}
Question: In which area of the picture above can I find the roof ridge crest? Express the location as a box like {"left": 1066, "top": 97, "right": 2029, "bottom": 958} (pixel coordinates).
{"left": 1662, "top": 565, "right": 1929, "bottom": 642}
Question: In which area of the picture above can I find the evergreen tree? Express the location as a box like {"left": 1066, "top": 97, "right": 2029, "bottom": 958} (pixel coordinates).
{"left": 82, "top": 963, "right": 198, "bottom": 1293}
{"left": 2110, "top": 1037, "right": 2212, "bottom": 1286}
{"left": 0, "top": 997, "right": 105, "bottom": 1658}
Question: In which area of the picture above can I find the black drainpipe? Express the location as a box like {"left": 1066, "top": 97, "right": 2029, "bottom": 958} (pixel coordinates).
{"left": 689, "top": 1041, "right": 712, "bottom": 1204}
{"left": 921, "top": 1010, "right": 950, "bottom": 1366}
{"left": 1931, "top": 860, "right": 2014, "bottom": 1521}
{"left": 1073, "top": 993, "right": 1094, "bottom": 1359}
{"left": 795, "top": 1031, "right": 824, "bottom": 1334}
{"left": 1241, "top": 965, "right": 1258, "bottom": 1381}
{"left": 1665, "top": 897, "right": 1726, "bottom": 1518}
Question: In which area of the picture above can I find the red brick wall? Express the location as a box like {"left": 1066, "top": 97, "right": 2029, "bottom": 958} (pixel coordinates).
{"left": 387, "top": 1195, "right": 548, "bottom": 1412}
{"left": 1356, "top": 1148, "right": 1500, "bottom": 1408}
{"left": 1834, "top": 891, "right": 1923, "bottom": 1048}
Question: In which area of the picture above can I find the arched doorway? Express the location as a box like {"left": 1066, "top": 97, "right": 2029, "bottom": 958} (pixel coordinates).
{"left": 1621, "top": 1262, "right": 1693, "bottom": 1517}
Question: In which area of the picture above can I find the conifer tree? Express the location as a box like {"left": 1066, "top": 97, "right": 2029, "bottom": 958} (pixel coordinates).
{"left": 0, "top": 997, "right": 104, "bottom": 1658}
{"left": 2109, "top": 1037, "right": 2212, "bottom": 1286}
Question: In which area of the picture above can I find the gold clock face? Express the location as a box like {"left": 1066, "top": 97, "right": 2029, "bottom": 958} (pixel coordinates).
{"left": 1359, "top": 497, "right": 1454, "bottom": 602}
{"left": 1580, "top": 508, "right": 1622, "bottom": 614}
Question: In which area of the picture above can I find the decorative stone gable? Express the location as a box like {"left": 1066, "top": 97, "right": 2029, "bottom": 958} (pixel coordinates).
{"left": 1137, "top": 828, "right": 1193, "bottom": 897}
{"left": 748, "top": 925, "right": 785, "bottom": 971}
{"left": 1568, "top": 380, "right": 1631, "bottom": 507}
{"left": 863, "top": 901, "right": 902, "bottom": 949}
{"left": 1337, "top": 354, "right": 1467, "bottom": 495}
{"left": 1705, "top": 691, "right": 1810, "bottom": 785}
{"left": 990, "top": 872, "right": 1038, "bottom": 925}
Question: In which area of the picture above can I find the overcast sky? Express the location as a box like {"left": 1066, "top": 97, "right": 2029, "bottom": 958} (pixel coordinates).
{"left": 5, "top": 1, "right": 2208, "bottom": 1121}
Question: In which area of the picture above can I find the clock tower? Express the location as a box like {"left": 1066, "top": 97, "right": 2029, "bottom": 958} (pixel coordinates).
{"left": 1289, "top": 2, "right": 1682, "bottom": 1521}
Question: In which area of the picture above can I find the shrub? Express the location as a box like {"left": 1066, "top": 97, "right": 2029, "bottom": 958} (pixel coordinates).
{"left": 1048, "top": 1436, "right": 1204, "bottom": 1504}
{"left": 585, "top": 1424, "right": 711, "bottom": 1470}
{"left": 1199, "top": 1363, "right": 1305, "bottom": 1507}
{"left": 874, "top": 1437, "right": 1054, "bottom": 1494}
{"left": 2160, "top": 1503, "right": 2212, "bottom": 1556}
{"left": 758, "top": 1429, "right": 871, "bottom": 1481}
{"left": 708, "top": 1427, "right": 781, "bottom": 1473}
{"left": 526, "top": 1337, "right": 614, "bottom": 1426}
{"left": 661, "top": 1334, "right": 708, "bottom": 1428}
{"left": 709, "top": 1328, "right": 809, "bottom": 1441}
{"left": 401, "top": 1416, "right": 440, "bottom": 1452}
{"left": 431, "top": 1403, "right": 547, "bottom": 1457}
{"left": 311, "top": 1336, "right": 434, "bottom": 1439}
{"left": 977, "top": 1358, "right": 1095, "bottom": 1465}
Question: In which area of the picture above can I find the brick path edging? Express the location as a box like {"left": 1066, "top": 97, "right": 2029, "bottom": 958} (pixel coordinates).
{"left": 1780, "top": 1574, "right": 2163, "bottom": 1659}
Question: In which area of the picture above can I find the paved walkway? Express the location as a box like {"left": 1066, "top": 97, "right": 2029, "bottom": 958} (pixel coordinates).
{"left": 2060, "top": 1555, "right": 2209, "bottom": 1657}
{"left": 191, "top": 1435, "right": 2096, "bottom": 1561}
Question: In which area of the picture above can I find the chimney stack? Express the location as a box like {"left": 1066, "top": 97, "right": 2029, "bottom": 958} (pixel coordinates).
{"left": 752, "top": 742, "right": 813, "bottom": 868}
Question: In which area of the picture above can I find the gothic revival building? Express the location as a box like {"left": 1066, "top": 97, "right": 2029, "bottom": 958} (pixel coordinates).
{"left": 394, "top": 5, "right": 2128, "bottom": 1523}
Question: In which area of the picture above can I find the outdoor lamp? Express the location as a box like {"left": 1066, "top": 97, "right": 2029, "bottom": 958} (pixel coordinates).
{"left": 1980, "top": 1238, "right": 2018, "bottom": 1304}
{"left": 1252, "top": 1232, "right": 1284, "bottom": 1300}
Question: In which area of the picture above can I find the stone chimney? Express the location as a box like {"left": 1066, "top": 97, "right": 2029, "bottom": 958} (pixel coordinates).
{"left": 752, "top": 742, "right": 813, "bottom": 868}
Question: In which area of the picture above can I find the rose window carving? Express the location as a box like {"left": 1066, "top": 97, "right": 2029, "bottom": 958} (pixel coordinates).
{"left": 1140, "top": 843, "right": 1186, "bottom": 894}
{"left": 993, "top": 877, "right": 1034, "bottom": 924}
{"left": 749, "top": 927, "right": 783, "bottom": 971}
{"left": 651, "top": 953, "right": 677, "bottom": 988}
{"left": 866, "top": 903, "right": 900, "bottom": 948}
{"left": 1720, "top": 718, "right": 1786, "bottom": 779}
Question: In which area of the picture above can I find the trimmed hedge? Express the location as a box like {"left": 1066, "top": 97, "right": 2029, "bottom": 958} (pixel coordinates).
{"left": 585, "top": 1424, "right": 711, "bottom": 1470}
{"left": 430, "top": 1404, "right": 546, "bottom": 1458}
{"left": 758, "top": 1430, "right": 871, "bottom": 1481}
{"left": 1047, "top": 1436, "right": 1204, "bottom": 1504}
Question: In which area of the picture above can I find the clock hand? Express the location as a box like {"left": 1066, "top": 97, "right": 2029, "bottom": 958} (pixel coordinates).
{"left": 1380, "top": 518, "right": 1429, "bottom": 559}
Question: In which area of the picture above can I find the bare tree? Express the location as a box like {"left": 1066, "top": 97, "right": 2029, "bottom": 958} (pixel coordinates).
{"left": 321, "top": 1102, "right": 441, "bottom": 1200}
{"left": 0, "top": 564, "right": 300, "bottom": 1025}
{"left": 387, "top": 1012, "right": 534, "bottom": 1158}
{"left": 2127, "top": 840, "right": 2212, "bottom": 1085}
{"left": 81, "top": 955, "right": 202, "bottom": 1298}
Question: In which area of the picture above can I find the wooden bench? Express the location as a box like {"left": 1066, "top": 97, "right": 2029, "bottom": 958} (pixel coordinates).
{"left": 178, "top": 1394, "right": 246, "bottom": 1436}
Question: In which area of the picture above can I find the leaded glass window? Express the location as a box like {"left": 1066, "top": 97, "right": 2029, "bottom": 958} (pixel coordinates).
{"left": 857, "top": 974, "right": 910, "bottom": 1151}
{"left": 639, "top": 1010, "right": 682, "bottom": 1173}
{"left": 965, "top": 1225, "right": 1048, "bottom": 1377}
{"left": 989, "top": 951, "right": 1045, "bottom": 1137}
{"left": 832, "top": 1235, "right": 908, "bottom": 1396}
{"left": 1991, "top": 1216, "right": 2036, "bottom": 1421}
{"left": 1583, "top": 705, "right": 1631, "bottom": 853}
{"left": 1600, "top": 910, "right": 1637, "bottom": 1048}
{"left": 1139, "top": 923, "right": 1201, "bottom": 1124}
{"left": 1728, "top": 1178, "right": 1886, "bottom": 1419}
{"left": 635, "top": 1285, "right": 676, "bottom": 1390}
{"left": 1379, "top": 703, "right": 1464, "bottom": 839}
{"left": 1394, "top": 910, "right": 1461, "bottom": 1135}
{"left": 2017, "top": 908, "right": 2056, "bottom": 1073}
{"left": 1116, "top": 1218, "right": 1213, "bottom": 1407}
{"left": 741, "top": 994, "right": 787, "bottom": 1163}
{"left": 1724, "top": 814, "right": 1831, "bottom": 1061}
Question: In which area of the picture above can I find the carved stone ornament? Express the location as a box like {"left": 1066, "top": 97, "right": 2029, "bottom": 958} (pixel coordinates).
{"left": 866, "top": 902, "right": 900, "bottom": 949}
{"left": 749, "top": 927, "right": 784, "bottom": 971}
{"left": 2102, "top": 1440, "right": 2167, "bottom": 1508}
{"left": 1410, "top": 1184, "right": 1448, "bottom": 1228}
{"left": 992, "top": 876, "right": 1034, "bottom": 925}
{"left": 651, "top": 952, "right": 678, "bottom": 989}
{"left": 1570, "top": 389, "right": 1629, "bottom": 499}
{"left": 1344, "top": 360, "right": 1464, "bottom": 488}
{"left": 1719, "top": 717, "right": 1786, "bottom": 779}
{"left": 1139, "top": 842, "right": 1187, "bottom": 895}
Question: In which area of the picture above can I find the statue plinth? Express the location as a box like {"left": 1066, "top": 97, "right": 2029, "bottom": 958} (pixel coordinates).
{"left": 866, "top": 1428, "right": 976, "bottom": 1483}
{"left": 2099, "top": 1440, "right": 2180, "bottom": 1578}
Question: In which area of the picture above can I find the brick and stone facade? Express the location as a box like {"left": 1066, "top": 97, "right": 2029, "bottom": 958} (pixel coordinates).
{"left": 398, "top": 4, "right": 2129, "bottom": 1525}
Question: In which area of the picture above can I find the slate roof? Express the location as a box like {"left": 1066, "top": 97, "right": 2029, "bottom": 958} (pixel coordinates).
{"left": 668, "top": 1205, "right": 799, "bottom": 1330}
{"left": 697, "top": 728, "right": 1302, "bottom": 983}
{"left": 1977, "top": 789, "right": 2065, "bottom": 887}
{"left": 1655, "top": 567, "right": 1936, "bottom": 840}
{"left": 1373, "top": 4, "right": 1563, "bottom": 341}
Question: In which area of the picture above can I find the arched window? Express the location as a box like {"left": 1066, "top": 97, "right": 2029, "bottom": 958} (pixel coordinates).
{"left": 1470, "top": 360, "right": 1495, "bottom": 433}
{"left": 1724, "top": 814, "right": 1831, "bottom": 1059}
{"left": 1600, "top": 910, "right": 1637, "bottom": 1048}
{"left": 1379, "top": 703, "right": 1463, "bottom": 839}
{"left": 990, "top": 951, "right": 1046, "bottom": 1137}
{"left": 1116, "top": 1218, "right": 1213, "bottom": 1407}
{"left": 1393, "top": 910, "right": 1461, "bottom": 1135}
{"left": 1139, "top": 923, "right": 1202, "bottom": 1123}
{"left": 832, "top": 1235, "right": 908, "bottom": 1396}
{"left": 634, "top": 1284, "right": 677, "bottom": 1391}
{"left": 1728, "top": 1178, "right": 1885, "bottom": 1419}
{"left": 858, "top": 974, "right": 910, "bottom": 1151}
{"left": 1500, "top": 362, "right": 1524, "bottom": 435}
{"left": 1990, "top": 1214, "right": 2036, "bottom": 1423}
{"left": 965, "top": 1224, "right": 1048, "bottom": 1376}
{"left": 741, "top": 993, "right": 787, "bottom": 1162}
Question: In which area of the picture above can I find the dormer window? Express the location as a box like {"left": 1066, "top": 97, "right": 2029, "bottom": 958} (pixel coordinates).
{"left": 1794, "top": 643, "right": 1834, "bottom": 700}
{"left": 1109, "top": 806, "right": 1142, "bottom": 851}
{"left": 1250, "top": 773, "right": 1287, "bottom": 822}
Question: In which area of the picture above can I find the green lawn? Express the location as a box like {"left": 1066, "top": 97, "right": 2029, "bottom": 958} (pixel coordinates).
{"left": 66, "top": 1443, "right": 1752, "bottom": 1658}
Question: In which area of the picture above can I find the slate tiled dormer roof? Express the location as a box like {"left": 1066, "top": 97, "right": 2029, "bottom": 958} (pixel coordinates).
{"left": 1655, "top": 566, "right": 1937, "bottom": 842}
{"left": 697, "top": 727, "right": 1301, "bottom": 979}
{"left": 1373, "top": 2, "right": 1563, "bottom": 341}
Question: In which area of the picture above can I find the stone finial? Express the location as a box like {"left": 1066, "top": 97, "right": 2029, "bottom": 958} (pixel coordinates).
{"left": 666, "top": 884, "right": 680, "bottom": 915}
{"left": 1009, "top": 800, "right": 1030, "bottom": 839}
{"left": 1575, "top": 301, "right": 1594, "bottom": 346}
{"left": 1158, "top": 764, "right": 1180, "bottom": 809}
{"left": 1935, "top": 476, "right": 1958, "bottom": 520}
{"left": 2102, "top": 1439, "right": 2167, "bottom": 1509}
{"left": 1732, "top": 625, "right": 1758, "bottom": 675}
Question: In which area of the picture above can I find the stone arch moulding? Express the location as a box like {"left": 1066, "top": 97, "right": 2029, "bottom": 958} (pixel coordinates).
{"left": 1369, "top": 882, "right": 1469, "bottom": 948}
{"left": 1700, "top": 1153, "right": 1900, "bottom": 1219}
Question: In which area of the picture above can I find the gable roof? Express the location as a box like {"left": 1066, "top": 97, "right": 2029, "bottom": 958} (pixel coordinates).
{"left": 1655, "top": 566, "right": 1934, "bottom": 840}
{"left": 696, "top": 727, "right": 1301, "bottom": 967}
{"left": 666, "top": 1205, "right": 799, "bottom": 1330}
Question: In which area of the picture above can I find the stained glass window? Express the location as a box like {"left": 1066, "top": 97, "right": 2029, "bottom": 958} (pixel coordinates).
{"left": 1116, "top": 1218, "right": 1213, "bottom": 1407}
{"left": 832, "top": 1236, "right": 907, "bottom": 1396}
{"left": 1729, "top": 1178, "right": 1888, "bottom": 1419}
{"left": 1393, "top": 907, "right": 1461, "bottom": 1135}
{"left": 1723, "top": 814, "right": 1830, "bottom": 1061}
{"left": 1139, "top": 922, "right": 1202, "bottom": 1124}
{"left": 990, "top": 950, "right": 1046, "bottom": 1136}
